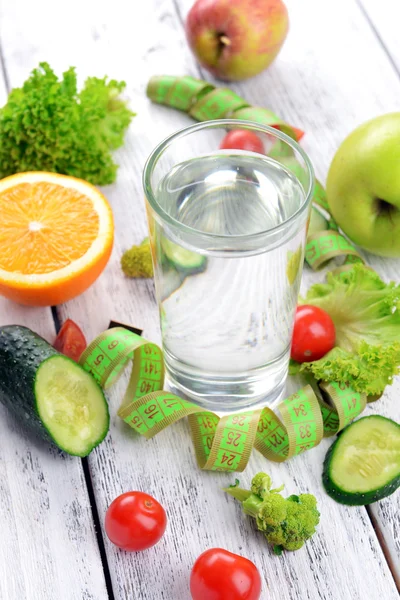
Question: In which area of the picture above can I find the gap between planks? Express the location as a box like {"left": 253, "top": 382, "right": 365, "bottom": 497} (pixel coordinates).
{"left": 0, "top": 55, "right": 111, "bottom": 600}
{"left": 0, "top": 37, "right": 10, "bottom": 90}
{"left": 0, "top": 0, "right": 398, "bottom": 596}
{"left": 366, "top": 506, "right": 400, "bottom": 592}
{"left": 168, "top": 0, "right": 400, "bottom": 590}
{"left": 82, "top": 457, "right": 116, "bottom": 600}
{"left": 355, "top": 0, "right": 400, "bottom": 78}
{"left": 51, "top": 306, "right": 115, "bottom": 600}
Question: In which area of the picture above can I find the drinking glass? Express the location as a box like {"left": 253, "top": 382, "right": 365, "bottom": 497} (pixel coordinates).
{"left": 143, "top": 119, "right": 314, "bottom": 412}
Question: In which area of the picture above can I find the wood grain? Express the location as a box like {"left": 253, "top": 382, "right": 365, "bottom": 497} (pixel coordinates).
{"left": 0, "top": 60, "right": 108, "bottom": 599}
{"left": 0, "top": 0, "right": 399, "bottom": 598}
{"left": 178, "top": 0, "right": 400, "bottom": 586}
{"left": 358, "top": 0, "right": 400, "bottom": 72}
{"left": 0, "top": 303, "right": 108, "bottom": 599}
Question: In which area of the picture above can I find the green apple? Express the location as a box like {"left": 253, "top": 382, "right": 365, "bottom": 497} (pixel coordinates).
{"left": 185, "top": 0, "right": 289, "bottom": 81}
{"left": 327, "top": 113, "right": 400, "bottom": 257}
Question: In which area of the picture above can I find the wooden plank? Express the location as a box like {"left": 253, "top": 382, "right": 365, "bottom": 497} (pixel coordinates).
{"left": 365, "top": 381, "right": 400, "bottom": 588}
{"left": 0, "top": 311, "right": 109, "bottom": 600}
{"left": 358, "top": 0, "right": 400, "bottom": 72}
{"left": 62, "top": 0, "right": 398, "bottom": 595}
{"left": 361, "top": 261, "right": 400, "bottom": 589}
{"left": 177, "top": 0, "right": 400, "bottom": 586}
{"left": 0, "top": 1, "right": 399, "bottom": 599}
{"left": 0, "top": 79, "right": 108, "bottom": 599}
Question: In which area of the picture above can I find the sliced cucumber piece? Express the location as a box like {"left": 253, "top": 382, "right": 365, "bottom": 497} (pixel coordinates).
{"left": 323, "top": 415, "right": 400, "bottom": 505}
{"left": 0, "top": 325, "right": 109, "bottom": 456}
{"left": 160, "top": 267, "right": 186, "bottom": 301}
{"left": 36, "top": 355, "right": 109, "bottom": 456}
{"left": 161, "top": 238, "right": 207, "bottom": 275}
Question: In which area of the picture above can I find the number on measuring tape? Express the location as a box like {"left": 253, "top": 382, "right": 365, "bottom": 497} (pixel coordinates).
{"left": 269, "top": 432, "right": 284, "bottom": 447}
{"left": 205, "top": 435, "right": 213, "bottom": 449}
{"left": 140, "top": 381, "right": 155, "bottom": 393}
{"left": 131, "top": 415, "right": 144, "bottom": 428}
{"left": 347, "top": 397, "right": 357, "bottom": 410}
{"left": 80, "top": 328, "right": 367, "bottom": 473}
{"left": 163, "top": 398, "right": 181, "bottom": 409}
{"left": 293, "top": 403, "right": 307, "bottom": 417}
{"left": 200, "top": 416, "right": 215, "bottom": 429}
{"left": 231, "top": 416, "right": 246, "bottom": 426}
{"left": 221, "top": 453, "right": 235, "bottom": 466}
{"left": 299, "top": 424, "right": 312, "bottom": 439}
{"left": 144, "top": 404, "right": 159, "bottom": 419}
{"left": 227, "top": 431, "right": 242, "bottom": 447}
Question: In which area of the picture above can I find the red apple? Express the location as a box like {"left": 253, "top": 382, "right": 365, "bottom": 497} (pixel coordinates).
{"left": 185, "top": 0, "right": 289, "bottom": 81}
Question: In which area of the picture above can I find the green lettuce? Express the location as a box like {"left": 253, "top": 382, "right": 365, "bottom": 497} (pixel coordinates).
{"left": 291, "top": 264, "right": 400, "bottom": 395}
{"left": 0, "top": 62, "right": 134, "bottom": 185}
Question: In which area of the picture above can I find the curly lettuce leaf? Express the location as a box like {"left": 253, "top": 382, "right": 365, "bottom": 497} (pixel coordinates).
{"left": 0, "top": 62, "right": 134, "bottom": 185}
{"left": 303, "top": 264, "right": 400, "bottom": 352}
{"left": 293, "top": 344, "right": 400, "bottom": 396}
{"left": 293, "top": 264, "right": 400, "bottom": 395}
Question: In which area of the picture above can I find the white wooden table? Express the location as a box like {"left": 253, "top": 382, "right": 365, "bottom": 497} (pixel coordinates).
{"left": 0, "top": 0, "right": 399, "bottom": 598}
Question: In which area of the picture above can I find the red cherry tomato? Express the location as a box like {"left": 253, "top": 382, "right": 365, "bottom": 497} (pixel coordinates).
{"left": 291, "top": 305, "right": 336, "bottom": 363}
{"left": 105, "top": 491, "right": 167, "bottom": 551}
{"left": 220, "top": 130, "right": 264, "bottom": 154}
{"left": 190, "top": 548, "right": 262, "bottom": 600}
{"left": 53, "top": 319, "right": 87, "bottom": 361}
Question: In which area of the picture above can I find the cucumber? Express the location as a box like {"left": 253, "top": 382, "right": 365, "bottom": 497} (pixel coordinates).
{"left": 161, "top": 238, "right": 207, "bottom": 275}
{"left": 160, "top": 267, "right": 186, "bottom": 301}
{"left": 0, "top": 325, "right": 109, "bottom": 456}
{"left": 323, "top": 415, "right": 400, "bottom": 505}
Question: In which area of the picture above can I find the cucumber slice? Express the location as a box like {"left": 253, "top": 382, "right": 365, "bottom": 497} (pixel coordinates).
{"left": 160, "top": 267, "right": 186, "bottom": 301}
{"left": 0, "top": 325, "right": 109, "bottom": 456}
{"left": 323, "top": 415, "right": 400, "bottom": 505}
{"left": 161, "top": 238, "right": 207, "bottom": 275}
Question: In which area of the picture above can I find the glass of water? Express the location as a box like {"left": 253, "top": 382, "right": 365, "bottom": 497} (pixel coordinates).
{"left": 143, "top": 120, "right": 314, "bottom": 413}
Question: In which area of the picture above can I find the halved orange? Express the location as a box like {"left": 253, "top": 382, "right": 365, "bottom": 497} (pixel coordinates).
{"left": 0, "top": 172, "right": 114, "bottom": 306}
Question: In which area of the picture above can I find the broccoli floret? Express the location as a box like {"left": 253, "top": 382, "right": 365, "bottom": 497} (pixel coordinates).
{"left": 250, "top": 472, "right": 284, "bottom": 498}
{"left": 250, "top": 472, "right": 272, "bottom": 498}
{"left": 255, "top": 493, "right": 287, "bottom": 529}
{"left": 225, "top": 473, "right": 320, "bottom": 555}
{"left": 121, "top": 238, "right": 154, "bottom": 278}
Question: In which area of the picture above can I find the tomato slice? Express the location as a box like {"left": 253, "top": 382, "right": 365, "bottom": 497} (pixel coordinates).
{"left": 291, "top": 126, "right": 305, "bottom": 141}
{"left": 53, "top": 319, "right": 87, "bottom": 362}
{"left": 272, "top": 124, "right": 305, "bottom": 142}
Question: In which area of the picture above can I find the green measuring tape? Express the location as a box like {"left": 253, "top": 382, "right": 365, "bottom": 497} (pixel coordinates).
{"left": 306, "top": 229, "right": 364, "bottom": 270}
{"left": 146, "top": 75, "right": 364, "bottom": 273}
{"left": 146, "top": 75, "right": 302, "bottom": 140}
{"left": 80, "top": 327, "right": 367, "bottom": 472}
{"left": 305, "top": 185, "right": 364, "bottom": 271}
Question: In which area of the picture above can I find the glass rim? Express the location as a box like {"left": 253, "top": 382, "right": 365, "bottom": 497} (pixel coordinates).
{"left": 143, "top": 119, "right": 315, "bottom": 242}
